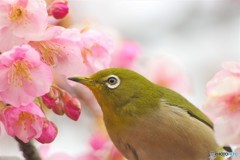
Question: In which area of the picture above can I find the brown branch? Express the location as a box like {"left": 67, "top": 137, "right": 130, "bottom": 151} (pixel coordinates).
{"left": 15, "top": 137, "right": 42, "bottom": 160}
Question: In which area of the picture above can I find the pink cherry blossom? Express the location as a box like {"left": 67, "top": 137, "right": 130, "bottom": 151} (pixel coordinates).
{"left": 29, "top": 26, "right": 83, "bottom": 77}
{"left": 203, "top": 61, "right": 240, "bottom": 145}
{"left": 0, "top": 45, "right": 53, "bottom": 106}
{"left": 111, "top": 40, "right": 141, "bottom": 68}
{"left": 78, "top": 28, "right": 113, "bottom": 75}
{"left": 48, "top": 0, "right": 69, "bottom": 19}
{"left": 0, "top": 0, "right": 48, "bottom": 41}
{"left": 0, "top": 103, "right": 57, "bottom": 143}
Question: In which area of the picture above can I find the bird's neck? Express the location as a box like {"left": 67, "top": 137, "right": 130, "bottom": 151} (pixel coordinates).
{"left": 93, "top": 88, "right": 160, "bottom": 133}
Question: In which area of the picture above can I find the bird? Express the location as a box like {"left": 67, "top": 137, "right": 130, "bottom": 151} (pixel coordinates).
{"left": 68, "top": 68, "right": 228, "bottom": 160}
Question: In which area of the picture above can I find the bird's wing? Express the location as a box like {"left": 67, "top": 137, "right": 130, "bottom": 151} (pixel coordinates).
{"left": 158, "top": 86, "right": 213, "bottom": 129}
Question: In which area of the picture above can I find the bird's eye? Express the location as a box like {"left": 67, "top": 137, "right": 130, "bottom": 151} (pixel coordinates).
{"left": 106, "top": 75, "right": 120, "bottom": 89}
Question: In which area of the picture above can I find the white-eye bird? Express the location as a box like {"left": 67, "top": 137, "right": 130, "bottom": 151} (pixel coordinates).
{"left": 69, "top": 68, "right": 230, "bottom": 160}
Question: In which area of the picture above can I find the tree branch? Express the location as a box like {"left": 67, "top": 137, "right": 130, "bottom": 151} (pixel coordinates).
{"left": 15, "top": 137, "right": 41, "bottom": 160}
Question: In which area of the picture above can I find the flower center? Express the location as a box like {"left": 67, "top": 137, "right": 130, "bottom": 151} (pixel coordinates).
{"left": 9, "top": 5, "right": 26, "bottom": 23}
{"left": 81, "top": 48, "right": 92, "bottom": 64}
{"left": 0, "top": 101, "right": 5, "bottom": 111}
{"left": 228, "top": 96, "right": 240, "bottom": 112}
{"left": 29, "top": 41, "right": 62, "bottom": 66}
{"left": 8, "top": 60, "right": 32, "bottom": 87}
{"left": 17, "top": 112, "right": 37, "bottom": 130}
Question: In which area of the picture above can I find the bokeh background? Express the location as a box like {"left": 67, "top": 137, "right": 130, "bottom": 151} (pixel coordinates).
{"left": 1, "top": 0, "right": 240, "bottom": 159}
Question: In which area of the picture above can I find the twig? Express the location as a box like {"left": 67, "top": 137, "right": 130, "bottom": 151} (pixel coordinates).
{"left": 15, "top": 137, "right": 41, "bottom": 160}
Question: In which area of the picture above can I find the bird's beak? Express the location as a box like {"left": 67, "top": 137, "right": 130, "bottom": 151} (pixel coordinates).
{"left": 68, "top": 76, "right": 96, "bottom": 86}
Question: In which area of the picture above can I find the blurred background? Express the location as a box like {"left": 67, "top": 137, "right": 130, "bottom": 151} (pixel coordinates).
{"left": 1, "top": 0, "right": 240, "bottom": 159}
{"left": 69, "top": 0, "right": 240, "bottom": 105}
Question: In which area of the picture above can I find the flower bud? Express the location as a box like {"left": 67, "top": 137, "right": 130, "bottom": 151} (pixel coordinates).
{"left": 52, "top": 101, "right": 65, "bottom": 115}
{"left": 64, "top": 98, "right": 81, "bottom": 121}
{"left": 37, "top": 120, "right": 58, "bottom": 143}
{"left": 49, "top": 87, "right": 60, "bottom": 100}
{"left": 48, "top": 0, "right": 69, "bottom": 19}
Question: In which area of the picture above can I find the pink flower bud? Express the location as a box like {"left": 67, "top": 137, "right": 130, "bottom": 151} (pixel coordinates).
{"left": 52, "top": 101, "right": 65, "bottom": 115}
{"left": 37, "top": 120, "right": 58, "bottom": 144}
{"left": 42, "top": 95, "right": 57, "bottom": 109}
{"left": 49, "top": 87, "right": 60, "bottom": 100}
{"left": 64, "top": 98, "right": 81, "bottom": 121}
{"left": 48, "top": 0, "right": 69, "bottom": 19}
{"left": 42, "top": 87, "right": 60, "bottom": 109}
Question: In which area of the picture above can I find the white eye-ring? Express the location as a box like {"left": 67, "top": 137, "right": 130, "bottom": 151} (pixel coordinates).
{"left": 106, "top": 75, "right": 120, "bottom": 89}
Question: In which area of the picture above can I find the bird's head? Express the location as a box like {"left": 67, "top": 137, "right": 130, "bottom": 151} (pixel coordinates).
{"left": 68, "top": 68, "right": 158, "bottom": 115}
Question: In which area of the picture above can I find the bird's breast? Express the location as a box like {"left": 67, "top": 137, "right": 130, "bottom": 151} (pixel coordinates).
{"left": 104, "top": 104, "right": 219, "bottom": 160}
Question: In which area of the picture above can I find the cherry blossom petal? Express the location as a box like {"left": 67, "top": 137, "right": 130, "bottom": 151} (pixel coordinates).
{"left": 222, "top": 61, "right": 240, "bottom": 74}
{"left": 214, "top": 114, "right": 240, "bottom": 145}
{"left": 0, "top": 27, "right": 28, "bottom": 52}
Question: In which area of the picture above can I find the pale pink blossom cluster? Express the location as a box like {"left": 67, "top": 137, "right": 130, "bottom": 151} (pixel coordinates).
{"left": 142, "top": 56, "right": 190, "bottom": 95}
{"left": 39, "top": 132, "right": 124, "bottom": 160}
{"left": 0, "top": 0, "right": 113, "bottom": 144}
{"left": 203, "top": 61, "right": 240, "bottom": 146}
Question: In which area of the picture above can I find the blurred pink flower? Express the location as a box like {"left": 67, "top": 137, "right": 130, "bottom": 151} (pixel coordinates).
{"left": 145, "top": 56, "right": 190, "bottom": 95}
{"left": 111, "top": 40, "right": 141, "bottom": 68}
{"left": 79, "top": 28, "right": 113, "bottom": 75}
{"left": 203, "top": 61, "right": 240, "bottom": 145}
{"left": 0, "top": 0, "right": 48, "bottom": 49}
{"left": 39, "top": 145, "right": 78, "bottom": 160}
{"left": 0, "top": 103, "right": 57, "bottom": 143}
{"left": 0, "top": 45, "right": 53, "bottom": 106}
{"left": 90, "top": 133, "right": 107, "bottom": 151}
{"left": 48, "top": 0, "right": 69, "bottom": 19}
{"left": 78, "top": 154, "right": 100, "bottom": 160}
{"left": 29, "top": 26, "right": 83, "bottom": 77}
{"left": 85, "top": 132, "right": 123, "bottom": 160}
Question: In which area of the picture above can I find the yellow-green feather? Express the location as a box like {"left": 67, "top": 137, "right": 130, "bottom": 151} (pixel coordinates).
{"left": 157, "top": 86, "right": 213, "bottom": 129}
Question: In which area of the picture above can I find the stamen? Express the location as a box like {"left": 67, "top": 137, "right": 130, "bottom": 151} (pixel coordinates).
{"left": 29, "top": 41, "right": 63, "bottom": 66}
{"left": 8, "top": 60, "right": 32, "bottom": 87}
{"left": 81, "top": 48, "right": 92, "bottom": 64}
{"left": 17, "top": 112, "right": 36, "bottom": 128}
{"left": 9, "top": 5, "right": 26, "bottom": 23}
{"left": 228, "top": 96, "right": 240, "bottom": 112}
